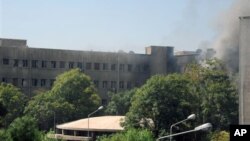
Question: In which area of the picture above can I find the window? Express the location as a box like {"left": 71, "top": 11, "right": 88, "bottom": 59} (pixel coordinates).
{"left": 127, "top": 81, "right": 132, "bottom": 89}
{"left": 135, "top": 64, "right": 141, "bottom": 72}
{"left": 102, "top": 99, "right": 108, "bottom": 105}
{"left": 119, "top": 64, "right": 125, "bottom": 72}
{"left": 23, "top": 60, "right": 28, "bottom": 67}
{"left": 50, "top": 79, "right": 55, "bottom": 87}
{"left": 3, "top": 58, "right": 9, "bottom": 65}
{"left": 41, "top": 79, "right": 46, "bottom": 87}
{"left": 12, "top": 78, "right": 18, "bottom": 86}
{"left": 94, "top": 80, "right": 99, "bottom": 88}
{"left": 2, "top": 77, "right": 7, "bottom": 83}
{"left": 77, "top": 62, "right": 83, "bottom": 69}
{"left": 42, "top": 61, "right": 47, "bottom": 68}
{"left": 102, "top": 81, "right": 108, "bottom": 88}
{"left": 119, "top": 81, "right": 124, "bottom": 89}
{"left": 32, "top": 60, "right": 38, "bottom": 68}
{"left": 32, "top": 79, "right": 38, "bottom": 86}
{"left": 103, "top": 63, "right": 108, "bottom": 70}
{"left": 111, "top": 64, "right": 116, "bottom": 71}
{"left": 51, "top": 61, "right": 56, "bottom": 68}
{"left": 128, "top": 64, "right": 132, "bottom": 72}
{"left": 135, "top": 81, "right": 140, "bottom": 87}
{"left": 21, "top": 79, "right": 27, "bottom": 87}
{"left": 60, "top": 61, "right": 65, "bottom": 68}
{"left": 143, "top": 64, "right": 149, "bottom": 72}
{"left": 86, "top": 62, "right": 92, "bottom": 70}
{"left": 69, "top": 62, "right": 74, "bottom": 69}
{"left": 14, "top": 59, "right": 19, "bottom": 67}
{"left": 111, "top": 81, "right": 117, "bottom": 89}
{"left": 94, "top": 63, "right": 100, "bottom": 70}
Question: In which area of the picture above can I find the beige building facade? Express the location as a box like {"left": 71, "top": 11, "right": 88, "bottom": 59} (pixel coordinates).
{"left": 0, "top": 38, "right": 197, "bottom": 104}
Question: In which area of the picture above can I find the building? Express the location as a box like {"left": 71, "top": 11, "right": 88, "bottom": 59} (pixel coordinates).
{"left": 50, "top": 116, "right": 125, "bottom": 141}
{"left": 239, "top": 16, "right": 250, "bottom": 124}
{"left": 0, "top": 38, "right": 198, "bottom": 105}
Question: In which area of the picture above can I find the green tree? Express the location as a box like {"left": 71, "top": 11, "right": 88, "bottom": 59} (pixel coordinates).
{"left": 185, "top": 59, "right": 238, "bottom": 130}
{"left": 210, "top": 131, "right": 229, "bottom": 141}
{"left": 6, "top": 116, "right": 42, "bottom": 141}
{"left": 0, "top": 83, "right": 27, "bottom": 127}
{"left": 25, "top": 69, "right": 101, "bottom": 130}
{"left": 105, "top": 89, "right": 136, "bottom": 115}
{"left": 125, "top": 74, "right": 196, "bottom": 136}
{"left": 97, "top": 128, "right": 154, "bottom": 141}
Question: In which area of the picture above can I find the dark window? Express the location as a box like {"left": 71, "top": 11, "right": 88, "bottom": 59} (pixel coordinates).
{"left": 60, "top": 61, "right": 65, "bottom": 68}
{"left": 23, "top": 60, "right": 28, "bottom": 67}
{"left": 111, "top": 81, "right": 117, "bottom": 89}
{"left": 102, "top": 99, "right": 108, "bottom": 105}
{"left": 143, "top": 64, "right": 149, "bottom": 72}
{"left": 103, "top": 63, "right": 108, "bottom": 70}
{"left": 42, "top": 61, "right": 47, "bottom": 68}
{"left": 51, "top": 61, "right": 56, "bottom": 68}
{"left": 128, "top": 64, "right": 132, "bottom": 72}
{"left": 111, "top": 64, "right": 116, "bottom": 71}
{"left": 32, "top": 79, "right": 38, "bottom": 86}
{"left": 32, "top": 60, "right": 38, "bottom": 68}
{"left": 86, "top": 63, "right": 92, "bottom": 70}
{"left": 21, "top": 79, "right": 27, "bottom": 87}
{"left": 135, "top": 81, "right": 140, "bottom": 87}
{"left": 102, "top": 81, "right": 108, "bottom": 88}
{"left": 41, "top": 79, "right": 46, "bottom": 87}
{"left": 94, "top": 63, "right": 100, "bottom": 70}
{"left": 14, "top": 59, "right": 19, "bottom": 67}
{"left": 12, "top": 78, "right": 18, "bottom": 86}
{"left": 135, "top": 64, "right": 141, "bottom": 72}
{"left": 3, "top": 58, "right": 9, "bottom": 65}
{"left": 77, "top": 62, "right": 83, "bottom": 69}
{"left": 127, "top": 81, "right": 132, "bottom": 89}
{"left": 2, "top": 77, "right": 7, "bottom": 83}
{"left": 94, "top": 80, "right": 99, "bottom": 88}
{"left": 119, "top": 81, "right": 124, "bottom": 89}
{"left": 50, "top": 79, "right": 55, "bottom": 87}
{"left": 69, "top": 62, "right": 74, "bottom": 69}
{"left": 119, "top": 64, "right": 125, "bottom": 71}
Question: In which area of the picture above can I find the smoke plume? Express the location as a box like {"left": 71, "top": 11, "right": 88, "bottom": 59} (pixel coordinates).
{"left": 212, "top": 0, "right": 250, "bottom": 73}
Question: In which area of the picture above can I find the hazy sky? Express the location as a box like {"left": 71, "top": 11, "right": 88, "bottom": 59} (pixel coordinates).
{"left": 0, "top": 0, "right": 234, "bottom": 53}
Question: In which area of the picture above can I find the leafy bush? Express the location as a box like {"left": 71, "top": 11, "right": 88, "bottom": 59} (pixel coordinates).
{"left": 97, "top": 128, "right": 154, "bottom": 141}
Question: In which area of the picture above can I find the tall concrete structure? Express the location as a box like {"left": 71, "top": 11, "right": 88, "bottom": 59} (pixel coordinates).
{"left": 0, "top": 38, "right": 197, "bottom": 105}
{"left": 239, "top": 16, "right": 250, "bottom": 124}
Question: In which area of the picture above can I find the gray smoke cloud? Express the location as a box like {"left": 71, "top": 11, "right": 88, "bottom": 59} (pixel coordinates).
{"left": 212, "top": 0, "right": 250, "bottom": 73}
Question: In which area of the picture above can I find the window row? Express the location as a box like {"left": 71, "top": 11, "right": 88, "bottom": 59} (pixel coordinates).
{"left": 2, "top": 58, "right": 149, "bottom": 72}
{"left": 93, "top": 80, "right": 140, "bottom": 89}
{"left": 1, "top": 77, "right": 55, "bottom": 87}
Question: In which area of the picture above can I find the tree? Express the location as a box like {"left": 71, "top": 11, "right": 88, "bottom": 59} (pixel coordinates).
{"left": 25, "top": 69, "right": 101, "bottom": 130}
{"left": 210, "top": 131, "right": 229, "bottom": 141}
{"left": 185, "top": 59, "right": 238, "bottom": 130}
{"left": 105, "top": 89, "right": 136, "bottom": 115}
{"left": 5, "top": 116, "right": 42, "bottom": 141}
{"left": 97, "top": 128, "right": 154, "bottom": 141}
{"left": 125, "top": 74, "right": 196, "bottom": 136}
{"left": 0, "top": 83, "right": 27, "bottom": 127}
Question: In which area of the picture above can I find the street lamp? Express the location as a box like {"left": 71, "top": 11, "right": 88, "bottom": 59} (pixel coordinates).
{"left": 170, "top": 114, "right": 195, "bottom": 141}
{"left": 87, "top": 106, "right": 104, "bottom": 138}
{"left": 157, "top": 123, "right": 212, "bottom": 140}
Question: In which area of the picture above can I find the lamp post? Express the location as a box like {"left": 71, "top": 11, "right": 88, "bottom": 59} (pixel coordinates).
{"left": 157, "top": 123, "right": 212, "bottom": 140}
{"left": 170, "top": 114, "right": 195, "bottom": 141}
{"left": 87, "top": 106, "right": 104, "bottom": 138}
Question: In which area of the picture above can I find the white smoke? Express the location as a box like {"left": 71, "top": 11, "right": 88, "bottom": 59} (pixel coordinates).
{"left": 212, "top": 0, "right": 250, "bottom": 72}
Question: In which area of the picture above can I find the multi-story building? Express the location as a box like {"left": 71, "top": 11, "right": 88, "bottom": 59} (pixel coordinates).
{"left": 239, "top": 16, "right": 250, "bottom": 124}
{"left": 0, "top": 38, "right": 197, "bottom": 105}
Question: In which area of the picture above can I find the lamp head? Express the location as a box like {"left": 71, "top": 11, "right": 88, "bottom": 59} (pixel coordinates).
{"left": 194, "top": 123, "right": 212, "bottom": 131}
{"left": 98, "top": 106, "right": 104, "bottom": 110}
{"left": 187, "top": 114, "right": 196, "bottom": 120}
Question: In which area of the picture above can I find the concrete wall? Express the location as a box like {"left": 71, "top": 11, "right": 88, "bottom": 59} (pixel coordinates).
{"left": 239, "top": 16, "right": 250, "bottom": 124}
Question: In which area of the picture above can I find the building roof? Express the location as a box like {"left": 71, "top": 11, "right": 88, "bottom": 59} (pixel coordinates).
{"left": 56, "top": 116, "right": 125, "bottom": 132}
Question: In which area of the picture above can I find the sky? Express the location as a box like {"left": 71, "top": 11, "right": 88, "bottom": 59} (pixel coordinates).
{"left": 0, "top": 0, "right": 234, "bottom": 53}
